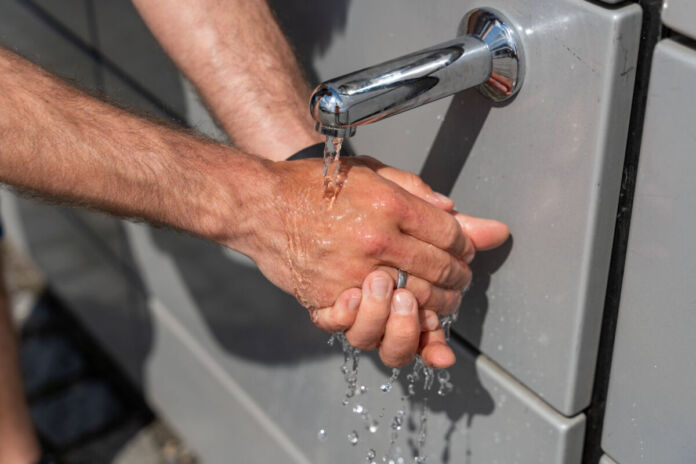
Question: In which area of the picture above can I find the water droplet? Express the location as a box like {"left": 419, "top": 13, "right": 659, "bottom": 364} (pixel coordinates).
{"left": 353, "top": 404, "right": 365, "bottom": 414}
{"left": 368, "top": 419, "right": 379, "bottom": 433}
{"left": 436, "top": 369, "right": 453, "bottom": 396}
{"left": 348, "top": 430, "right": 359, "bottom": 445}
{"left": 342, "top": 399, "right": 349, "bottom": 406}
{"left": 367, "top": 449, "right": 376, "bottom": 461}
{"left": 359, "top": 385, "right": 368, "bottom": 394}
{"left": 317, "top": 429, "right": 328, "bottom": 442}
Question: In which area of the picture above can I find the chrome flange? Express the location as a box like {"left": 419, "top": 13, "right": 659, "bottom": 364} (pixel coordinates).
{"left": 460, "top": 8, "right": 525, "bottom": 102}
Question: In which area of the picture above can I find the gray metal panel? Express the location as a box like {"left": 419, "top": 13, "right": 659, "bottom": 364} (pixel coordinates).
{"left": 123, "top": 219, "right": 592, "bottom": 463}
{"left": 302, "top": 0, "right": 641, "bottom": 415}
{"left": 0, "top": 0, "right": 97, "bottom": 89}
{"left": 91, "top": 0, "right": 187, "bottom": 118}
{"left": 601, "top": 39, "right": 696, "bottom": 464}
{"left": 663, "top": 0, "right": 696, "bottom": 41}
{"left": 30, "top": 0, "right": 93, "bottom": 44}
{"left": 600, "top": 455, "right": 619, "bottom": 464}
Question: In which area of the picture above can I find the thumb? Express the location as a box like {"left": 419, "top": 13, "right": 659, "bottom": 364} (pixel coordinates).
{"left": 453, "top": 212, "right": 509, "bottom": 251}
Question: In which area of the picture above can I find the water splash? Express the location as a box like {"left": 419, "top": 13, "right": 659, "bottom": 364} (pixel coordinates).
{"left": 366, "top": 449, "right": 376, "bottom": 462}
{"left": 317, "top": 428, "right": 328, "bottom": 442}
{"left": 414, "top": 399, "right": 428, "bottom": 462}
{"left": 336, "top": 333, "right": 361, "bottom": 401}
{"left": 436, "top": 369, "right": 453, "bottom": 397}
{"left": 439, "top": 312, "right": 458, "bottom": 341}
{"left": 380, "top": 368, "right": 400, "bottom": 393}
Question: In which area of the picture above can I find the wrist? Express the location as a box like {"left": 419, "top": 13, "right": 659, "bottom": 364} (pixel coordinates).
{"left": 185, "top": 145, "right": 276, "bottom": 255}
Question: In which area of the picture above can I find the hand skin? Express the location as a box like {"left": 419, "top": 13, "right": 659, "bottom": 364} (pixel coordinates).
{"left": 311, "top": 155, "right": 510, "bottom": 368}
{"left": 313, "top": 214, "right": 510, "bottom": 369}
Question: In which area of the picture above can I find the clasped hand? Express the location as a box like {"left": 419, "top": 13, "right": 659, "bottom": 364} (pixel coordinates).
{"left": 240, "top": 155, "right": 509, "bottom": 369}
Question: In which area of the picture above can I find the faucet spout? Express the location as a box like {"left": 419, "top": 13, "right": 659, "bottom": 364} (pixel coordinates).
{"left": 309, "top": 8, "right": 524, "bottom": 138}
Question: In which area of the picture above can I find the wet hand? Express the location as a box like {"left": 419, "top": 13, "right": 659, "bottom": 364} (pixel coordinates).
{"left": 246, "top": 157, "right": 476, "bottom": 311}
{"left": 312, "top": 271, "right": 453, "bottom": 368}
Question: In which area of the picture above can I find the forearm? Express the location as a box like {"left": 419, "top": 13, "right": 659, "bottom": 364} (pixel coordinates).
{"left": 133, "top": 0, "right": 322, "bottom": 161}
{"left": 0, "top": 47, "right": 268, "bottom": 249}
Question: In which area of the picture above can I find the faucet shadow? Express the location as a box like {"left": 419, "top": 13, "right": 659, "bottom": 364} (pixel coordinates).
{"left": 419, "top": 89, "right": 492, "bottom": 196}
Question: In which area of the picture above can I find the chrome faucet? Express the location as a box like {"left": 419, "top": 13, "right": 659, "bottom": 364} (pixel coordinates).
{"left": 309, "top": 8, "right": 524, "bottom": 139}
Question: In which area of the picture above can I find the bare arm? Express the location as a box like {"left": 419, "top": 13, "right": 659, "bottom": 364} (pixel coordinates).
{"left": 132, "top": 0, "right": 322, "bottom": 161}
{"left": 0, "top": 47, "right": 267, "bottom": 244}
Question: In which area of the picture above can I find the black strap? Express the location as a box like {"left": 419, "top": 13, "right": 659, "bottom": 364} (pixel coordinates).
{"left": 287, "top": 141, "right": 355, "bottom": 161}
{"left": 287, "top": 142, "right": 325, "bottom": 160}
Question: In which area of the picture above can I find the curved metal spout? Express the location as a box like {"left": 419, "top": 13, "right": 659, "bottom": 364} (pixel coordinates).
{"left": 310, "top": 8, "right": 524, "bottom": 138}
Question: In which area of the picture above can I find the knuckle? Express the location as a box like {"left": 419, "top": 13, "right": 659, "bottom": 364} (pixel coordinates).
{"left": 435, "top": 258, "right": 454, "bottom": 286}
{"left": 407, "top": 172, "right": 427, "bottom": 190}
{"left": 373, "top": 189, "right": 403, "bottom": 216}
{"left": 460, "top": 263, "right": 473, "bottom": 290}
{"left": 345, "top": 332, "right": 378, "bottom": 351}
{"left": 358, "top": 229, "right": 390, "bottom": 257}
{"left": 417, "top": 284, "right": 434, "bottom": 308}
{"left": 443, "top": 291, "right": 463, "bottom": 315}
{"left": 329, "top": 312, "right": 353, "bottom": 332}
{"left": 444, "top": 218, "right": 462, "bottom": 249}
{"left": 381, "top": 351, "right": 416, "bottom": 368}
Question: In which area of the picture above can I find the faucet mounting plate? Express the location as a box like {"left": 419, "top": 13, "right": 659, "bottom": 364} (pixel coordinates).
{"left": 460, "top": 8, "right": 525, "bottom": 102}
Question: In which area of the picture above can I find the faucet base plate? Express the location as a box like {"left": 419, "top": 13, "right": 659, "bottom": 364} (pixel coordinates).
{"left": 460, "top": 8, "right": 525, "bottom": 102}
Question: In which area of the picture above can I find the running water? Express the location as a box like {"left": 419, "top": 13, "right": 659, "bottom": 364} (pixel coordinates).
{"left": 323, "top": 333, "right": 458, "bottom": 462}
{"left": 318, "top": 157, "right": 462, "bottom": 462}
{"left": 323, "top": 136, "right": 344, "bottom": 179}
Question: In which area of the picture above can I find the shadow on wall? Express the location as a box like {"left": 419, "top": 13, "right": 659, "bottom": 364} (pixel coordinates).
{"left": 267, "top": 0, "right": 353, "bottom": 85}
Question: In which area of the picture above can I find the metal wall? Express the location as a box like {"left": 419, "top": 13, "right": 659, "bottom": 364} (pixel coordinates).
{"left": 0, "top": 0, "right": 663, "bottom": 463}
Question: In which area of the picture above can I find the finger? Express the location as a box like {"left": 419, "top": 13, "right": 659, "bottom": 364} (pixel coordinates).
{"left": 379, "top": 290, "right": 420, "bottom": 367}
{"left": 382, "top": 234, "right": 472, "bottom": 290}
{"left": 377, "top": 266, "right": 462, "bottom": 315}
{"left": 397, "top": 194, "right": 471, "bottom": 260}
{"left": 420, "top": 309, "right": 441, "bottom": 332}
{"left": 419, "top": 327, "right": 456, "bottom": 368}
{"left": 344, "top": 271, "right": 393, "bottom": 350}
{"left": 368, "top": 161, "right": 455, "bottom": 212}
{"left": 311, "top": 288, "right": 361, "bottom": 333}
{"left": 453, "top": 212, "right": 510, "bottom": 251}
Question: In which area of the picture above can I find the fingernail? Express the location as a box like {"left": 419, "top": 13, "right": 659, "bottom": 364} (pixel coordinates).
{"left": 433, "top": 192, "right": 452, "bottom": 204}
{"left": 348, "top": 293, "right": 361, "bottom": 312}
{"left": 393, "top": 292, "right": 414, "bottom": 315}
{"left": 370, "top": 276, "right": 390, "bottom": 299}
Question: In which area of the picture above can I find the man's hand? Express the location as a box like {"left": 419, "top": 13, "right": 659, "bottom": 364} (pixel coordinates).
{"left": 311, "top": 212, "right": 509, "bottom": 369}
{"left": 227, "top": 156, "right": 475, "bottom": 312}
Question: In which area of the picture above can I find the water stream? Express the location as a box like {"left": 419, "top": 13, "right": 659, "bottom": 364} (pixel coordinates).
{"left": 319, "top": 135, "right": 461, "bottom": 463}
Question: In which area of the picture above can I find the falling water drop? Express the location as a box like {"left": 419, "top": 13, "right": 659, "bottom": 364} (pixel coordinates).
{"left": 317, "top": 429, "right": 328, "bottom": 442}
{"left": 380, "top": 368, "right": 400, "bottom": 392}
{"left": 437, "top": 369, "right": 453, "bottom": 396}
{"left": 366, "top": 449, "right": 376, "bottom": 461}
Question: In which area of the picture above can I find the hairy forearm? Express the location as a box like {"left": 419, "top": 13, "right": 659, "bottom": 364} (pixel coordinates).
{"left": 133, "top": 0, "right": 322, "bottom": 161}
{"left": 0, "top": 47, "right": 269, "bottom": 248}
